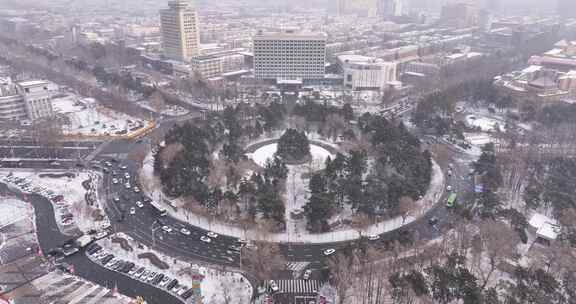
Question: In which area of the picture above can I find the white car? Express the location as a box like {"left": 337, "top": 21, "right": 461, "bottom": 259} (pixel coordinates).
{"left": 124, "top": 172, "right": 130, "bottom": 179}
{"left": 303, "top": 269, "right": 312, "bottom": 280}
{"left": 206, "top": 231, "right": 218, "bottom": 238}
{"left": 119, "top": 165, "right": 128, "bottom": 170}
{"left": 129, "top": 207, "right": 136, "bottom": 215}
{"left": 323, "top": 248, "right": 336, "bottom": 256}
{"left": 200, "top": 236, "right": 211, "bottom": 243}
{"left": 124, "top": 183, "right": 131, "bottom": 189}
{"left": 180, "top": 228, "right": 191, "bottom": 235}
{"left": 112, "top": 178, "right": 118, "bottom": 184}
{"left": 135, "top": 201, "right": 144, "bottom": 208}
{"left": 447, "top": 185, "right": 453, "bottom": 191}
{"left": 162, "top": 226, "right": 173, "bottom": 233}
{"left": 269, "top": 280, "right": 279, "bottom": 292}
{"left": 367, "top": 235, "right": 380, "bottom": 241}
{"left": 133, "top": 186, "right": 140, "bottom": 193}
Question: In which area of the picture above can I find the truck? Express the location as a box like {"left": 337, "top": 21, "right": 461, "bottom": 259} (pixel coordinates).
{"left": 75, "top": 235, "right": 94, "bottom": 248}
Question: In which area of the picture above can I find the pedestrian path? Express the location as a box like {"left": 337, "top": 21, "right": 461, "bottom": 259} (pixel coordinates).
{"left": 285, "top": 262, "right": 310, "bottom": 272}
{"left": 265, "top": 280, "right": 320, "bottom": 294}
{"left": 30, "top": 272, "right": 132, "bottom": 304}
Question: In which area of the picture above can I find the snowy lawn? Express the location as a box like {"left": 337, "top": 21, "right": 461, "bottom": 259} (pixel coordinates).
{"left": 52, "top": 94, "right": 150, "bottom": 137}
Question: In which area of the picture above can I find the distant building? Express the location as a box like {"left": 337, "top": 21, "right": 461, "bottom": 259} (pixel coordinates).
{"left": 160, "top": 0, "right": 200, "bottom": 62}
{"left": 253, "top": 31, "right": 327, "bottom": 82}
{"left": 336, "top": 0, "right": 378, "bottom": 17}
{"left": 191, "top": 49, "right": 247, "bottom": 79}
{"left": 377, "top": 0, "right": 403, "bottom": 18}
{"left": 338, "top": 55, "right": 398, "bottom": 91}
{"left": 440, "top": 1, "right": 479, "bottom": 28}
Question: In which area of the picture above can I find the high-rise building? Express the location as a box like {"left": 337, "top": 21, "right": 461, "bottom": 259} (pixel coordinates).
{"left": 160, "top": 0, "right": 200, "bottom": 62}
{"left": 336, "top": 0, "right": 378, "bottom": 17}
{"left": 440, "top": 1, "right": 479, "bottom": 28}
{"left": 378, "top": 0, "right": 403, "bottom": 18}
{"left": 253, "top": 31, "right": 327, "bottom": 82}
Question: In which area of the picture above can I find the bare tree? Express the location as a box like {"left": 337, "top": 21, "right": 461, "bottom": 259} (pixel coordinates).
{"left": 398, "top": 196, "right": 417, "bottom": 224}
{"left": 476, "top": 220, "right": 519, "bottom": 290}
{"left": 327, "top": 253, "right": 357, "bottom": 304}
{"left": 150, "top": 90, "right": 166, "bottom": 114}
{"left": 240, "top": 241, "right": 286, "bottom": 283}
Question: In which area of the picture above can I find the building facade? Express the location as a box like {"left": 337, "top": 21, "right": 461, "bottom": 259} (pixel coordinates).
{"left": 253, "top": 31, "right": 327, "bottom": 82}
{"left": 160, "top": 0, "right": 200, "bottom": 62}
{"left": 0, "top": 78, "right": 27, "bottom": 121}
{"left": 18, "top": 80, "right": 58, "bottom": 121}
{"left": 191, "top": 50, "right": 246, "bottom": 79}
{"left": 339, "top": 55, "right": 397, "bottom": 91}
{"left": 0, "top": 79, "right": 57, "bottom": 122}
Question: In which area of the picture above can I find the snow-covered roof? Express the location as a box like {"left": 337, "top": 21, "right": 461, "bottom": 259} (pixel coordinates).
{"left": 529, "top": 213, "right": 559, "bottom": 241}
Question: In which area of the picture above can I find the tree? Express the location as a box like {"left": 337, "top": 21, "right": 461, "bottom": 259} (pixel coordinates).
{"left": 476, "top": 220, "right": 519, "bottom": 291}
{"left": 276, "top": 128, "right": 310, "bottom": 162}
{"left": 398, "top": 196, "right": 417, "bottom": 224}
{"left": 241, "top": 242, "right": 286, "bottom": 282}
{"left": 150, "top": 90, "right": 166, "bottom": 114}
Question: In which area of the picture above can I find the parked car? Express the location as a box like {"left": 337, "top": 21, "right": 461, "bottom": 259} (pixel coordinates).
{"left": 323, "top": 248, "right": 336, "bottom": 256}
{"left": 200, "top": 236, "right": 211, "bottom": 243}
{"left": 179, "top": 228, "right": 191, "bottom": 235}
{"left": 269, "top": 280, "right": 279, "bottom": 292}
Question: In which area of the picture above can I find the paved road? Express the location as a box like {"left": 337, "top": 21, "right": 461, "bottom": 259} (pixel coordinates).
{"left": 0, "top": 183, "right": 184, "bottom": 304}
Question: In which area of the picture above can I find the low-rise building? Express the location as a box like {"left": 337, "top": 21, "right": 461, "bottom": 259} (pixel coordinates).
{"left": 0, "top": 78, "right": 27, "bottom": 121}
{"left": 18, "top": 80, "right": 58, "bottom": 121}
{"left": 338, "top": 54, "right": 397, "bottom": 91}
{"left": 191, "top": 49, "right": 246, "bottom": 79}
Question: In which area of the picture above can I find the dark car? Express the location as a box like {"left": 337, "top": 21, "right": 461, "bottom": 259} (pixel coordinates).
{"left": 122, "top": 262, "right": 135, "bottom": 273}
{"left": 181, "top": 289, "right": 194, "bottom": 299}
{"left": 166, "top": 279, "right": 178, "bottom": 290}
{"left": 152, "top": 273, "right": 164, "bottom": 285}
{"left": 100, "top": 254, "right": 114, "bottom": 265}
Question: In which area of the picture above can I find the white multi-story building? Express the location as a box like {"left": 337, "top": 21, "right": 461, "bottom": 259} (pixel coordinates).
{"left": 0, "top": 79, "right": 57, "bottom": 122}
{"left": 253, "top": 31, "right": 327, "bottom": 82}
{"left": 18, "top": 80, "right": 58, "bottom": 121}
{"left": 160, "top": 0, "right": 200, "bottom": 62}
{"left": 339, "top": 55, "right": 398, "bottom": 91}
{"left": 0, "top": 78, "right": 27, "bottom": 121}
{"left": 191, "top": 49, "right": 246, "bottom": 79}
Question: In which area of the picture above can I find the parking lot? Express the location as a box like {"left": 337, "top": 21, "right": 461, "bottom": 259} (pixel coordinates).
{"left": 84, "top": 242, "right": 199, "bottom": 302}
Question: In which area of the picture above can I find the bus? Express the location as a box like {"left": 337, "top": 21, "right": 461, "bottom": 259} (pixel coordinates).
{"left": 446, "top": 193, "right": 457, "bottom": 208}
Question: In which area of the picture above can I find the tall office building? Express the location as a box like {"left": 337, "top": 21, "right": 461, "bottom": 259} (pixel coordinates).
{"left": 253, "top": 31, "right": 327, "bottom": 82}
{"left": 336, "top": 0, "right": 378, "bottom": 17}
{"left": 160, "top": 0, "right": 200, "bottom": 62}
{"left": 440, "top": 1, "right": 479, "bottom": 28}
{"left": 378, "top": 0, "right": 403, "bottom": 18}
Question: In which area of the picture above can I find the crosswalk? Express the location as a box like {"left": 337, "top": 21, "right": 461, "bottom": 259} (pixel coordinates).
{"left": 266, "top": 280, "right": 320, "bottom": 294}
{"left": 30, "top": 272, "right": 132, "bottom": 304}
{"left": 285, "top": 262, "right": 310, "bottom": 272}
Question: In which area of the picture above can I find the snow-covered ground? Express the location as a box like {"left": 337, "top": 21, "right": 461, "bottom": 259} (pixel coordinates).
{"left": 52, "top": 94, "right": 150, "bottom": 137}
{"left": 0, "top": 170, "right": 110, "bottom": 235}
{"left": 137, "top": 100, "right": 189, "bottom": 117}
{"left": 94, "top": 232, "right": 252, "bottom": 304}
{"left": 247, "top": 142, "right": 334, "bottom": 237}
{"left": 465, "top": 114, "right": 506, "bottom": 132}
